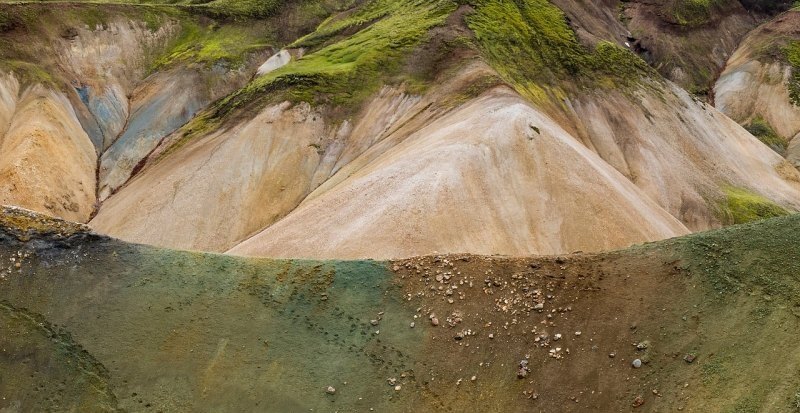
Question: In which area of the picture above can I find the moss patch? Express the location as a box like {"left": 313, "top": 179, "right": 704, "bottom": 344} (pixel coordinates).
{"left": 745, "top": 116, "right": 787, "bottom": 154}
{"left": 151, "top": 21, "right": 270, "bottom": 70}
{"left": 676, "top": 213, "right": 800, "bottom": 300}
{"left": 786, "top": 41, "right": 800, "bottom": 107}
{"left": 465, "top": 0, "right": 656, "bottom": 105}
{"left": 0, "top": 60, "right": 55, "bottom": 87}
{"left": 231, "top": 0, "right": 453, "bottom": 108}
{"left": 717, "top": 187, "right": 790, "bottom": 226}
{"left": 0, "top": 206, "right": 89, "bottom": 241}
{"left": 161, "top": 0, "right": 455, "bottom": 155}
{"left": 671, "top": 0, "right": 715, "bottom": 26}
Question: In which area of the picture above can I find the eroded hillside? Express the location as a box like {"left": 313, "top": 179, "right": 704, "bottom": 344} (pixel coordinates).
{"left": 1, "top": 1, "right": 799, "bottom": 259}
{"left": 3, "top": 205, "right": 800, "bottom": 412}
{"left": 714, "top": 9, "right": 800, "bottom": 166}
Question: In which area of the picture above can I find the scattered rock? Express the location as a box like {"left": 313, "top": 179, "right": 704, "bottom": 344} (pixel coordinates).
{"left": 609, "top": 352, "right": 616, "bottom": 358}
{"left": 517, "top": 360, "right": 530, "bottom": 379}
{"left": 370, "top": 319, "right": 379, "bottom": 326}
{"left": 326, "top": 386, "right": 336, "bottom": 395}
{"left": 410, "top": 322, "right": 415, "bottom": 328}
{"left": 632, "top": 359, "right": 642, "bottom": 368}
{"left": 632, "top": 395, "right": 645, "bottom": 408}
{"left": 394, "top": 385, "right": 402, "bottom": 391}
{"left": 684, "top": 354, "right": 696, "bottom": 363}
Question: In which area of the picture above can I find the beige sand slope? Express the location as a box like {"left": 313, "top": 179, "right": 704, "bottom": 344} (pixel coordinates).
{"left": 714, "top": 11, "right": 800, "bottom": 164}
{"left": 4, "top": 2, "right": 800, "bottom": 260}
{"left": 229, "top": 89, "right": 691, "bottom": 258}
{"left": 91, "top": 61, "right": 800, "bottom": 259}
{"left": 0, "top": 75, "right": 96, "bottom": 222}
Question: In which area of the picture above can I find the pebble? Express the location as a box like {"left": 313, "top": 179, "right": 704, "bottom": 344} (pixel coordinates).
{"left": 370, "top": 319, "right": 379, "bottom": 326}
{"left": 517, "top": 360, "right": 530, "bottom": 379}
{"left": 471, "top": 376, "right": 476, "bottom": 381}
{"left": 632, "top": 395, "right": 645, "bottom": 408}
{"left": 410, "top": 322, "right": 415, "bottom": 328}
{"left": 326, "top": 386, "right": 336, "bottom": 395}
{"left": 684, "top": 354, "right": 696, "bottom": 363}
{"left": 632, "top": 359, "right": 642, "bottom": 368}
{"left": 488, "top": 333, "right": 494, "bottom": 339}
{"left": 394, "top": 385, "right": 402, "bottom": 391}
{"left": 431, "top": 317, "right": 439, "bottom": 326}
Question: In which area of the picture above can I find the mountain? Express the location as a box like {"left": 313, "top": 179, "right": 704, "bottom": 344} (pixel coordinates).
{"left": 3, "top": 0, "right": 797, "bottom": 258}
{"left": 2, "top": 1, "right": 800, "bottom": 410}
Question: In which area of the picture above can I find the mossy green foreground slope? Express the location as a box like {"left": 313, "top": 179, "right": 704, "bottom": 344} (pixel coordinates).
{"left": 0, "top": 206, "right": 799, "bottom": 412}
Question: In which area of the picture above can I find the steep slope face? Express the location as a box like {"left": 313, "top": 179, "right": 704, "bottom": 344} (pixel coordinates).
{"left": 0, "top": 75, "right": 96, "bottom": 222}
{"left": 568, "top": 82, "right": 800, "bottom": 231}
{"left": 95, "top": 62, "right": 261, "bottom": 200}
{"left": 623, "top": 0, "right": 759, "bottom": 95}
{"left": 0, "top": 3, "right": 276, "bottom": 217}
{"left": 229, "top": 88, "right": 690, "bottom": 259}
{"left": 4, "top": 207, "right": 800, "bottom": 412}
{"left": 714, "top": 10, "right": 800, "bottom": 164}
{"left": 90, "top": 0, "right": 800, "bottom": 258}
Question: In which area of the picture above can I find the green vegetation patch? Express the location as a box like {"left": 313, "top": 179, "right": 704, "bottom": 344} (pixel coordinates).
{"left": 745, "top": 116, "right": 787, "bottom": 153}
{"left": 0, "top": 60, "right": 55, "bottom": 87}
{"left": 671, "top": 0, "right": 715, "bottom": 26}
{"left": 201, "top": 0, "right": 283, "bottom": 19}
{"left": 786, "top": 41, "right": 800, "bottom": 106}
{"left": 163, "top": 0, "right": 455, "bottom": 155}
{"left": 465, "top": 0, "right": 656, "bottom": 104}
{"left": 151, "top": 21, "right": 270, "bottom": 70}
{"left": 232, "top": 0, "right": 454, "bottom": 108}
{"left": 0, "top": 3, "right": 183, "bottom": 88}
{"left": 717, "top": 187, "right": 789, "bottom": 226}
{"left": 675, "top": 213, "right": 800, "bottom": 298}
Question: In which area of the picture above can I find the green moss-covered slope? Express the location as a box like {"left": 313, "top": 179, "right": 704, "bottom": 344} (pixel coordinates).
{"left": 745, "top": 116, "right": 787, "bottom": 153}
{"left": 466, "top": 0, "right": 655, "bottom": 104}
{"left": 716, "top": 187, "right": 790, "bottom": 225}
{"left": 2, "top": 208, "right": 800, "bottom": 411}
{"left": 161, "top": 0, "right": 656, "bottom": 154}
{"left": 787, "top": 40, "right": 800, "bottom": 106}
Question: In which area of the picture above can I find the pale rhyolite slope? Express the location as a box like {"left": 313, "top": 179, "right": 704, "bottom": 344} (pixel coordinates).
{"left": 92, "top": 63, "right": 693, "bottom": 255}
{"left": 229, "top": 88, "right": 691, "bottom": 258}
{"left": 569, "top": 82, "right": 800, "bottom": 231}
{"left": 0, "top": 12, "right": 265, "bottom": 220}
{"left": 90, "top": 83, "right": 430, "bottom": 252}
{"left": 714, "top": 11, "right": 800, "bottom": 164}
{"left": 230, "top": 83, "right": 800, "bottom": 259}
{"left": 92, "top": 55, "right": 800, "bottom": 259}
{"left": 0, "top": 74, "right": 96, "bottom": 222}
